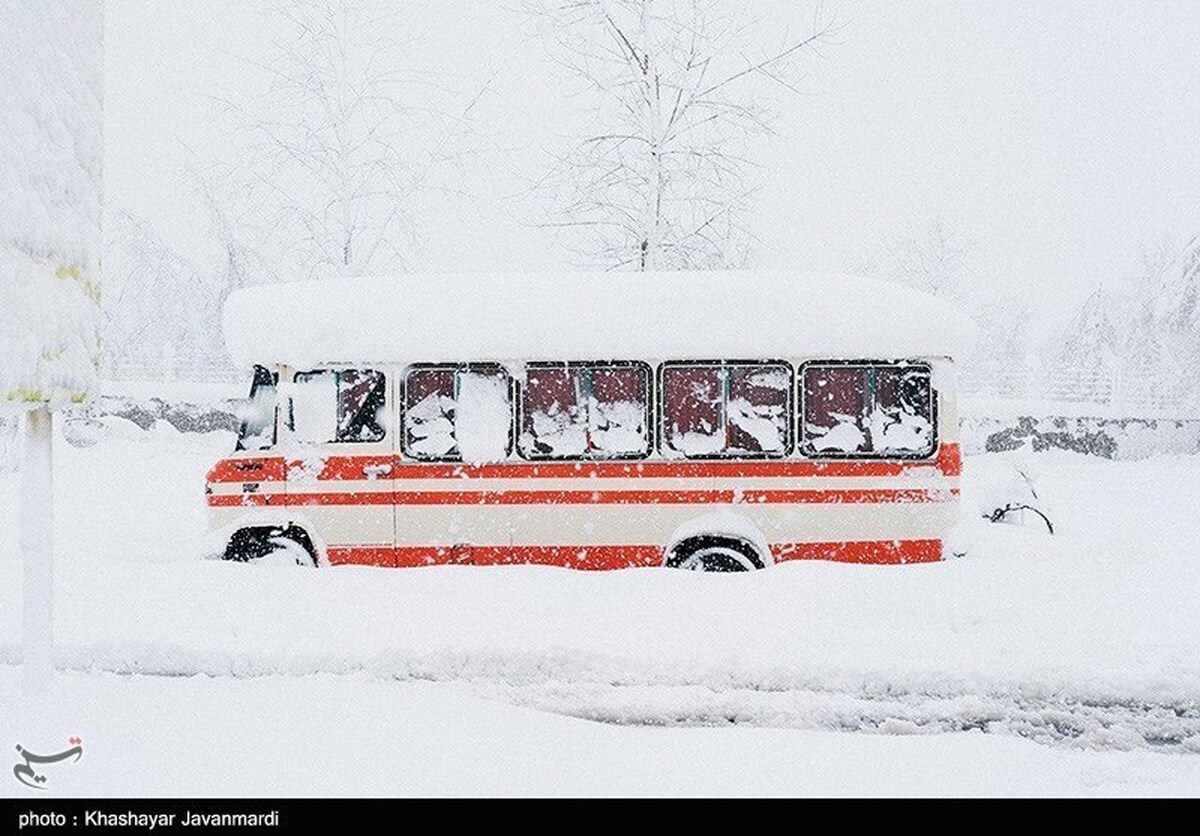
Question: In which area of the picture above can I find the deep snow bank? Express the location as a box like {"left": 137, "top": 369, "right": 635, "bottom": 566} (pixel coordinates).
{"left": 1, "top": 433, "right": 1199, "bottom": 752}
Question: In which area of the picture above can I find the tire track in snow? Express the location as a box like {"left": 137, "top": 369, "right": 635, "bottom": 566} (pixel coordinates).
{"left": 2, "top": 642, "right": 1198, "bottom": 752}
{"left": 473, "top": 681, "right": 1200, "bottom": 752}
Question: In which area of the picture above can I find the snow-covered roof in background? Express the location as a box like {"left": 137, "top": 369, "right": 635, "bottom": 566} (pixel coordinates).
{"left": 224, "top": 271, "right": 978, "bottom": 368}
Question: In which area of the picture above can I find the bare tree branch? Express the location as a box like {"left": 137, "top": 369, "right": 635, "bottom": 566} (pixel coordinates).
{"left": 204, "top": 0, "right": 480, "bottom": 279}
{"left": 523, "top": 0, "right": 837, "bottom": 270}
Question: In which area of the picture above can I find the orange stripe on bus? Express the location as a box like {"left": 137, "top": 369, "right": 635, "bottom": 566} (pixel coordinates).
{"left": 206, "top": 457, "right": 288, "bottom": 483}
{"left": 208, "top": 487, "right": 957, "bottom": 507}
{"left": 322, "top": 539, "right": 942, "bottom": 569}
{"left": 206, "top": 444, "right": 962, "bottom": 484}
{"left": 207, "top": 493, "right": 282, "bottom": 507}
{"left": 387, "top": 488, "right": 956, "bottom": 505}
{"left": 936, "top": 442, "right": 962, "bottom": 477}
{"left": 326, "top": 546, "right": 397, "bottom": 567}
{"left": 772, "top": 539, "right": 942, "bottom": 564}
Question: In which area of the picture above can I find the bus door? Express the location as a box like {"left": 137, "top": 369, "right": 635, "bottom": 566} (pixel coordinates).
{"left": 286, "top": 367, "right": 396, "bottom": 566}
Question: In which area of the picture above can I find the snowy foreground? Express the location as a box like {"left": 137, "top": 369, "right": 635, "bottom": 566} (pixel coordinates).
{"left": 1, "top": 426, "right": 1199, "bottom": 796}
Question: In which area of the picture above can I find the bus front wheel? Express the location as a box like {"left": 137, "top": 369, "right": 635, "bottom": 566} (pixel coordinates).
{"left": 224, "top": 526, "right": 318, "bottom": 567}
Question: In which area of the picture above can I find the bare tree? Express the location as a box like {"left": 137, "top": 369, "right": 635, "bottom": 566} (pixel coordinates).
{"left": 1152, "top": 231, "right": 1200, "bottom": 409}
{"left": 884, "top": 219, "right": 976, "bottom": 304}
{"left": 103, "top": 208, "right": 236, "bottom": 380}
{"left": 526, "top": 0, "right": 838, "bottom": 271}
{"left": 211, "top": 0, "right": 474, "bottom": 279}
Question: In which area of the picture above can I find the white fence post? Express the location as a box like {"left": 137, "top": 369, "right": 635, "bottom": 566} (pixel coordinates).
{"left": 21, "top": 406, "right": 54, "bottom": 702}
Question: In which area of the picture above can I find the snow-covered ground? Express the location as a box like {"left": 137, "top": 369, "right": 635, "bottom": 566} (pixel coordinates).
{"left": 4, "top": 668, "right": 1198, "bottom": 797}
{"left": 2, "top": 422, "right": 1199, "bottom": 795}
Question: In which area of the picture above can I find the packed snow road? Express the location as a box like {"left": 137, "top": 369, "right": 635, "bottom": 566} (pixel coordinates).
{"left": 1, "top": 424, "right": 1199, "bottom": 775}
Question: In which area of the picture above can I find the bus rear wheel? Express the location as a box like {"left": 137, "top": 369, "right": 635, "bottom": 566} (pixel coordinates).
{"left": 665, "top": 536, "right": 765, "bottom": 572}
{"left": 224, "top": 526, "right": 318, "bottom": 567}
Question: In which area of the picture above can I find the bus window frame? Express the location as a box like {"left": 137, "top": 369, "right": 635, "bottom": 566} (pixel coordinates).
{"left": 399, "top": 362, "right": 515, "bottom": 463}
{"left": 515, "top": 360, "right": 655, "bottom": 462}
{"left": 798, "top": 359, "right": 938, "bottom": 461}
{"left": 656, "top": 359, "right": 795, "bottom": 461}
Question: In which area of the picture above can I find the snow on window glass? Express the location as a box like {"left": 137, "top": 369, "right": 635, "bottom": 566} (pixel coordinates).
{"left": 519, "top": 364, "right": 650, "bottom": 460}
{"left": 404, "top": 368, "right": 457, "bottom": 459}
{"left": 801, "top": 363, "right": 934, "bottom": 457}
{"left": 456, "top": 371, "right": 513, "bottom": 464}
{"left": 292, "top": 369, "right": 386, "bottom": 445}
{"left": 291, "top": 371, "right": 338, "bottom": 444}
{"left": 727, "top": 366, "right": 790, "bottom": 455}
{"left": 403, "top": 366, "right": 512, "bottom": 463}
{"left": 661, "top": 363, "right": 791, "bottom": 458}
{"left": 588, "top": 367, "right": 650, "bottom": 457}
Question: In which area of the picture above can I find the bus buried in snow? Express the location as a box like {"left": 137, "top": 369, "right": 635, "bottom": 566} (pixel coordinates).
{"left": 206, "top": 271, "right": 976, "bottom": 571}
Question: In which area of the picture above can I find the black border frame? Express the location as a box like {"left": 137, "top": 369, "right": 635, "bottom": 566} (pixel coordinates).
{"left": 797, "top": 359, "right": 938, "bottom": 461}
{"left": 515, "top": 360, "right": 655, "bottom": 462}
{"left": 399, "top": 362, "right": 515, "bottom": 463}
{"left": 656, "top": 360, "right": 795, "bottom": 460}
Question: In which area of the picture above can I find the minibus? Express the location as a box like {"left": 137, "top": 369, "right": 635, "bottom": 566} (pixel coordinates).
{"left": 207, "top": 271, "right": 972, "bottom": 571}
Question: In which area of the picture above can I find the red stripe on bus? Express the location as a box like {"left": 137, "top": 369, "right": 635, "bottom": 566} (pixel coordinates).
{"left": 772, "top": 538, "right": 942, "bottom": 564}
{"left": 388, "top": 457, "right": 953, "bottom": 481}
{"left": 208, "top": 487, "right": 957, "bottom": 507}
{"left": 937, "top": 442, "right": 962, "bottom": 477}
{"left": 207, "top": 493, "right": 283, "bottom": 507}
{"left": 326, "top": 546, "right": 397, "bottom": 567}
{"left": 387, "top": 488, "right": 956, "bottom": 505}
{"left": 285, "top": 492, "right": 395, "bottom": 506}
{"left": 206, "top": 457, "right": 288, "bottom": 483}
{"left": 206, "top": 444, "right": 962, "bottom": 484}
{"left": 288, "top": 455, "right": 394, "bottom": 482}
{"left": 322, "top": 539, "right": 942, "bottom": 569}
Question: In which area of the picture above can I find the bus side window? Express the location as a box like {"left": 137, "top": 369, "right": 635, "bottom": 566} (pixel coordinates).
{"left": 801, "top": 366, "right": 868, "bottom": 455}
{"left": 402, "top": 365, "right": 512, "bottom": 463}
{"left": 521, "top": 367, "right": 586, "bottom": 458}
{"left": 337, "top": 369, "right": 387, "bottom": 443}
{"left": 660, "top": 362, "right": 791, "bottom": 459}
{"left": 800, "top": 362, "right": 934, "bottom": 458}
{"left": 292, "top": 369, "right": 387, "bottom": 445}
{"left": 726, "top": 365, "right": 790, "bottom": 455}
{"left": 661, "top": 365, "right": 723, "bottom": 457}
{"left": 404, "top": 368, "right": 457, "bottom": 459}
{"left": 518, "top": 363, "right": 651, "bottom": 460}
{"left": 587, "top": 365, "right": 651, "bottom": 457}
{"left": 235, "top": 364, "right": 278, "bottom": 452}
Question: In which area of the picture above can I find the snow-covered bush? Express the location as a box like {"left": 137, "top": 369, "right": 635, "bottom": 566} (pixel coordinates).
{"left": 0, "top": 2, "right": 105, "bottom": 410}
{"left": 970, "top": 458, "right": 1054, "bottom": 534}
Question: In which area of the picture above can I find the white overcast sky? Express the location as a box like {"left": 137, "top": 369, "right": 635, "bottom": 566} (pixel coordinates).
{"left": 104, "top": 0, "right": 1200, "bottom": 332}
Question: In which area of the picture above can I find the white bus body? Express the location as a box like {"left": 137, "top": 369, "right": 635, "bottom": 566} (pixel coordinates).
{"left": 207, "top": 272, "right": 974, "bottom": 570}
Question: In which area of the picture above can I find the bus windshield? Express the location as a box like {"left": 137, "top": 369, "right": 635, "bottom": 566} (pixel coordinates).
{"left": 235, "top": 365, "right": 278, "bottom": 452}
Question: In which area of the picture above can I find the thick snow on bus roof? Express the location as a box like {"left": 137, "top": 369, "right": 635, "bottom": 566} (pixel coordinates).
{"left": 223, "top": 271, "right": 977, "bottom": 368}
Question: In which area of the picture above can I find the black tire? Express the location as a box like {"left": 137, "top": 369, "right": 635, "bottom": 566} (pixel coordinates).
{"left": 224, "top": 526, "right": 318, "bottom": 567}
{"left": 665, "top": 535, "right": 766, "bottom": 572}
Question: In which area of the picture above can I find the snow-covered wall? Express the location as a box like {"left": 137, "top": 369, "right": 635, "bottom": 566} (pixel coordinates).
{"left": 0, "top": 1, "right": 104, "bottom": 410}
{"left": 960, "top": 411, "right": 1200, "bottom": 460}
